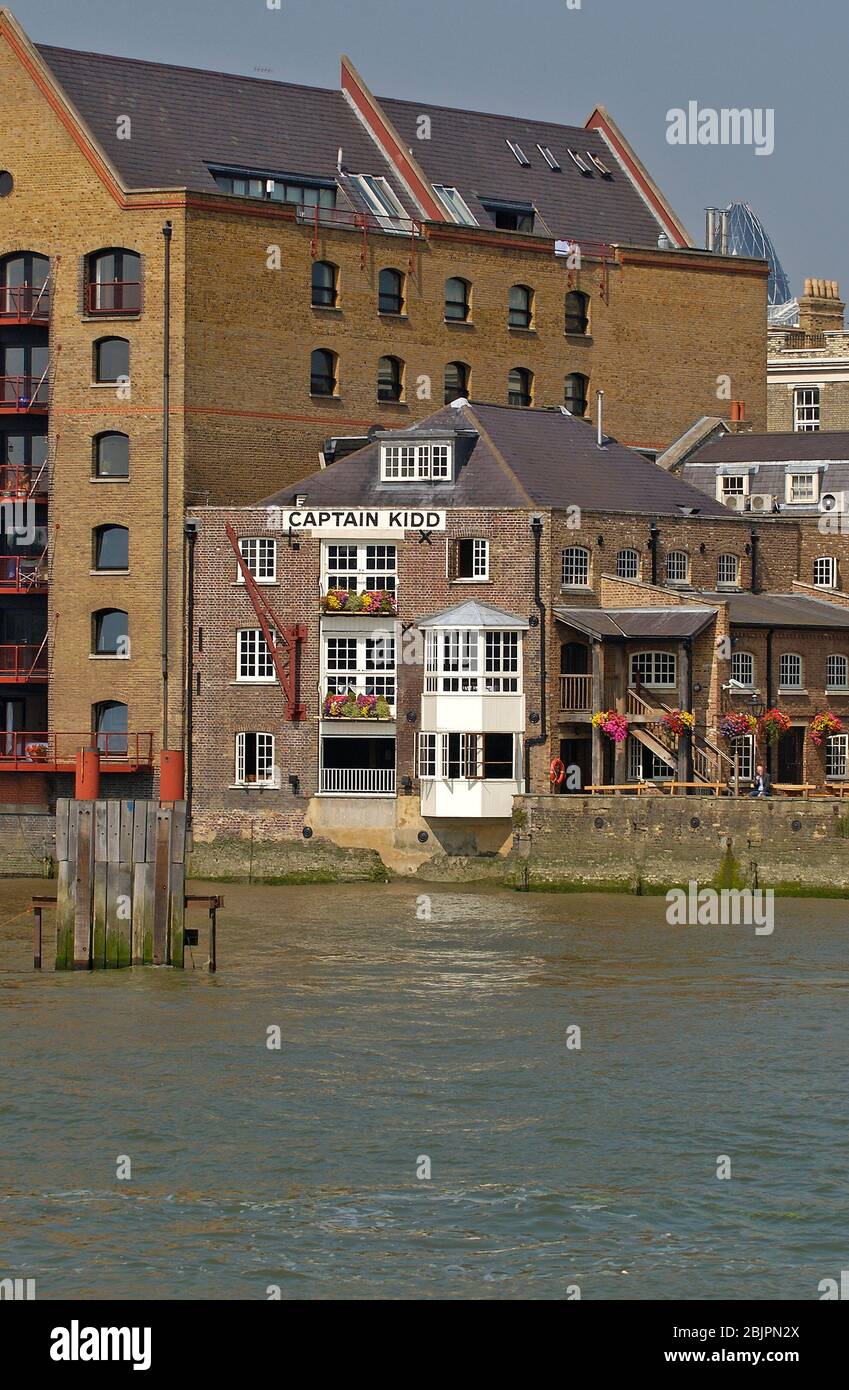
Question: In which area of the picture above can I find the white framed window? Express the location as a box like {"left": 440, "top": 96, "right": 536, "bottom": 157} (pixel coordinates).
{"left": 381, "top": 441, "right": 452, "bottom": 482}
{"left": 779, "top": 652, "right": 803, "bottom": 690}
{"left": 425, "top": 627, "right": 522, "bottom": 694}
{"left": 323, "top": 542, "right": 397, "bottom": 593}
{"left": 484, "top": 630, "right": 519, "bottom": 692}
{"left": 432, "top": 185, "right": 478, "bottom": 226}
{"left": 561, "top": 546, "right": 590, "bottom": 588}
{"left": 826, "top": 654, "right": 849, "bottom": 690}
{"left": 235, "top": 731, "right": 275, "bottom": 785}
{"left": 731, "top": 734, "right": 755, "bottom": 781}
{"left": 417, "top": 732, "right": 437, "bottom": 779}
{"left": 813, "top": 556, "right": 837, "bottom": 589}
{"left": 630, "top": 650, "right": 677, "bottom": 689}
{"left": 237, "top": 628, "right": 276, "bottom": 682}
{"left": 794, "top": 387, "right": 820, "bottom": 432}
{"left": 731, "top": 651, "right": 755, "bottom": 688}
{"left": 786, "top": 471, "right": 818, "bottom": 504}
{"left": 827, "top": 733, "right": 849, "bottom": 779}
{"left": 719, "top": 474, "right": 748, "bottom": 501}
{"left": 717, "top": 553, "right": 740, "bottom": 587}
{"left": 324, "top": 632, "right": 396, "bottom": 706}
{"left": 352, "top": 174, "right": 409, "bottom": 230}
{"left": 432, "top": 731, "right": 516, "bottom": 780}
{"left": 627, "top": 736, "right": 673, "bottom": 780}
{"left": 616, "top": 548, "right": 639, "bottom": 581}
{"left": 237, "top": 537, "right": 276, "bottom": 583}
{"left": 665, "top": 551, "right": 689, "bottom": 584}
{"left": 452, "top": 537, "right": 489, "bottom": 580}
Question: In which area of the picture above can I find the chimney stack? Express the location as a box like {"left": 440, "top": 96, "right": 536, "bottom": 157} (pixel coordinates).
{"left": 798, "top": 278, "right": 845, "bottom": 334}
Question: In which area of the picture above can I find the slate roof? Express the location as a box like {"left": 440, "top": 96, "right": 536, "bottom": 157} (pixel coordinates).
{"left": 694, "top": 592, "right": 849, "bottom": 629}
{"left": 418, "top": 600, "right": 528, "bottom": 629}
{"left": 680, "top": 432, "right": 849, "bottom": 513}
{"left": 262, "top": 401, "right": 734, "bottom": 517}
{"left": 554, "top": 607, "right": 717, "bottom": 639}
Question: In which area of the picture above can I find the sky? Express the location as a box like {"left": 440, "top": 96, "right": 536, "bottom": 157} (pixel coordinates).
{"left": 7, "top": 0, "right": 845, "bottom": 296}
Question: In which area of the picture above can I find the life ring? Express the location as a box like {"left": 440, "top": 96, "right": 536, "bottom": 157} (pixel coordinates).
{"left": 549, "top": 757, "right": 566, "bottom": 786}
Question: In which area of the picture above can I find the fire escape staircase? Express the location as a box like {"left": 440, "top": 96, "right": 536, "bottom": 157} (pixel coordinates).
{"left": 225, "top": 523, "right": 307, "bottom": 720}
{"left": 627, "top": 685, "right": 733, "bottom": 784}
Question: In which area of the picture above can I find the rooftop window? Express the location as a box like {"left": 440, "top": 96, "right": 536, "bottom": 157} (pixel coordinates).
{"left": 211, "top": 169, "right": 336, "bottom": 208}
{"left": 380, "top": 440, "right": 452, "bottom": 482}
{"left": 537, "top": 145, "right": 561, "bottom": 171}
{"left": 567, "top": 149, "right": 592, "bottom": 175}
{"left": 505, "top": 139, "right": 531, "bottom": 167}
{"left": 433, "top": 185, "right": 478, "bottom": 227}
{"left": 481, "top": 200, "right": 535, "bottom": 234}
{"left": 352, "top": 174, "right": 409, "bottom": 231}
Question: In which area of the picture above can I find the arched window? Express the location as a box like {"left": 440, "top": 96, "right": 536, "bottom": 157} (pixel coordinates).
{"left": 508, "top": 284, "right": 533, "bottom": 329}
{"left": 377, "top": 355, "right": 403, "bottom": 402}
{"left": 92, "top": 609, "right": 129, "bottom": 656}
{"left": 565, "top": 372, "right": 589, "bottom": 417}
{"left": 731, "top": 651, "right": 755, "bottom": 688}
{"left": 310, "top": 348, "right": 337, "bottom": 396}
{"left": 444, "top": 361, "right": 470, "bottom": 404}
{"left": 311, "top": 261, "right": 338, "bottom": 308}
{"left": 826, "top": 654, "right": 849, "bottom": 690}
{"left": 508, "top": 367, "right": 533, "bottom": 408}
{"left": 86, "top": 248, "right": 141, "bottom": 314}
{"left": 445, "top": 277, "right": 470, "bottom": 322}
{"left": 717, "top": 553, "right": 740, "bottom": 587}
{"left": 565, "top": 290, "right": 589, "bottom": 335}
{"left": 378, "top": 268, "right": 405, "bottom": 316}
{"left": 93, "top": 524, "right": 129, "bottom": 572}
{"left": 94, "top": 337, "right": 129, "bottom": 384}
{"left": 616, "top": 548, "right": 639, "bottom": 581}
{"left": 814, "top": 556, "right": 837, "bottom": 589}
{"left": 665, "top": 550, "right": 689, "bottom": 584}
{"left": 631, "top": 651, "right": 677, "bottom": 689}
{"left": 93, "top": 700, "right": 128, "bottom": 755}
{"left": 561, "top": 546, "right": 591, "bottom": 588}
{"left": 0, "top": 251, "right": 49, "bottom": 319}
{"left": 779, "top": 652, "right": 803, "bottom": 690}
{"left": 93, "top": 432, "right": 129, "bottom": 479}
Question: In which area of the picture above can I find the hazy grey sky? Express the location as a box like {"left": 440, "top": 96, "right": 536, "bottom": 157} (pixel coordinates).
{"left": 10, "top": 0, "right": 844, "bottom": 295}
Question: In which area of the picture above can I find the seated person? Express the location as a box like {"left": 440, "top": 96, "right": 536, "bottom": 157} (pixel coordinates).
{"left": 749, "top": 764, "right": 772, "bottom": 798}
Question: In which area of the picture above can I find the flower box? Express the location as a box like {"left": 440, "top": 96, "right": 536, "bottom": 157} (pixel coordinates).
{"left": 25, "top": 742, "right": 49, "bottom": 761}
{"left": 322, "top": 693, "right": 393, "bottom": 721}
{"left": 321, "top": 588, "right": 397, "bottom": 616}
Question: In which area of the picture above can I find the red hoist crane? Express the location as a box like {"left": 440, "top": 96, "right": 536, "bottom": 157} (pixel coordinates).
{"left": 225, "top": 523, "right": 307, "bottom": 721}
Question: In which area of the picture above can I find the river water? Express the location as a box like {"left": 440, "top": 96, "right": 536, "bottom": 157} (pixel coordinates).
{"left": 1, "top": 877, "right": 847, "bottom": 1301}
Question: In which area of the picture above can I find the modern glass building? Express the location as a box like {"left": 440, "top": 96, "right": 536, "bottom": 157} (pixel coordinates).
{"left": 724, "top": 202, "right": 793, "bottom": 309}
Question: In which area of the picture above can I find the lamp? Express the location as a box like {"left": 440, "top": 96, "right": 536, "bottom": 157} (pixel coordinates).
{"left": 750, "top": 694, "right": 765, "bottom": 720}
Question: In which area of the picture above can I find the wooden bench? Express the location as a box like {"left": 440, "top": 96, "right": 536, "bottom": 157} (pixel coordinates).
{"left": 772, "top": 783, "right": 818, "bottom": 799}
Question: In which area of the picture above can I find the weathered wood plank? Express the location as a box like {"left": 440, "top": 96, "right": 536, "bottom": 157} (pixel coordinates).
{"left": 92, "top": 860, "right": 108, "bottom": 968}
{"left": 170, "top": 802, "right": 187, "bottom": 864}
{"left": 73, "top": 805, "right": 93, "bottom": 970}
{"left": 107, "top": 800, "right": 121, "bottom": 863}
{"left": 132, "top": 801, "right": 148, "bottom": 863}
{"left": 168, "top": 862, "right": 185, "bottom": 968}
{"left": 94, "top": 801, "right": 108, "bottom": 864}
{"left": 54, "top": 858, "right": 75, "bottom": 970}
{"left": 115, "top": 865, "right": 133, "bottom": 968}
{"left": 145, "top": 801, "right": 158, "bottom": 863}
{"left": 132, "top": 860, "right": 155, "bottom": 965}
{"left": 119, "top": 800, "right": 134, "bottom": 864}
{"left": 55, "top": 799, "right": 70, "bottom": 862}
{"left": 153, "top": 809, "right": 172, "bottom": 965}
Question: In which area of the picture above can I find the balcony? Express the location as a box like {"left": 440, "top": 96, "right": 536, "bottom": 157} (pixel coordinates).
{"left": 0, "top": 284, "right": 50, "bottom": 324}
{"left": 559, "top": 674, "right": 592, "bottom": 713}
{"left": 0, "top": 556, "right": 48, "bottom": 594}
{"left": 320, "top": 766, "right": 396, "bottom": 795}
{"left": 0, "top": 464, "right": 48, "bottom": 499}
{"left": 0, "top": 375, "right": 49, "bottom": 414}
{"left": 86, "top": 281, "right": 141, "bottom": 315}
{"left": 0, "top": 644, "right": 48, "bottom": 682}
{"left": 0, "top": 731, "right": 154, "bottom": 772}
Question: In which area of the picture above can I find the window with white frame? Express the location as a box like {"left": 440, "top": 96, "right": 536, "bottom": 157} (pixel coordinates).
{"left": 794, "top": 387, "right": 821, "bottom": 432}
{"left": 627, "top": 736, "right": 673, "bottom": 781}
{"left": 432, "top": 185, "right": 478, "bottom": 227}
{"left": 827, "top": 733, "right": 849, "bottom": 778}
{"left": 235, "top": 731, "right": 275, "bottom": 785}
{"left": 813, "top": 556, "right": 837, "bottom": 589}
{"left": 425, "top": 627, "right": 522, "bottom": 694}
{"left": 561, "top": 546, "right": 590, "bottom": 587}
{"left": 787, "top": 471, "right": 818, "bottom": 503}
{"left": 731, "top": 651, "right": 755, "bottom": 688}
{"left": 451, "top": 537, "right": 489, "bottom": 580}
{"left": 717, "top": 553, "right": 740, "bottom": 587}
{"left": 237, "top": 537, "right": 276, "bottom": 583}
{"left": 665, "top": 551, "right": 689, "bottom": 583}
{"left": 779, "top": 652, "right": 803, "bottom": 689}
{"left": 237, "top": 628, "right": 276, "bottom": 681}
{"left": 484, "top": 630, "right": 519, "bottom": 692}
{"left": 826, "top": 654, "right": 849, "bottom": 689}
{"left": 352, "top": 173, "right": 409, "bottom": 230}
{"left": 324, "top": 542, "right": 397, "bottom": 592}
{"left": 417, "top": 731, "right": 516, "bottom": 780}
{"left": 417, "top": 732, "right": 437, "bottom": 778}
{"left": 381, "top": 441, "right": 452, "bottom": 482}
{"left": 720, "top": 474, "right": 747, "bottom": 500}
{"left": 616, "top": 548, "right": 639, "bottom": 581}
{"left": 630, "top": 650, "right": 677, "bottom": 689}
{"left": 324, "top": 632, "right": 396, "bottom": 705}
{"left": 731, "top": 734, "right": 755, "bottom": 781}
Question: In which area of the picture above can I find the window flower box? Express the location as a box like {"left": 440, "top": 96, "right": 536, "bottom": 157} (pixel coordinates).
{"left": 321, "top": 588, "right": 397, "bottom": 616}
{"left": 322, "top": 693, "right": 393, "bottom": 720}
{"left": 25, "top": 742, "right": 49, "bottom": 761}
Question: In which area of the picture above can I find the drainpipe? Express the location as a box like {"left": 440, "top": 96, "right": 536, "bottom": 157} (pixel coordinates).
{"left": 183, "top": 518, "right": 198, "bottom": 826}
{"left": 648, "top": 520, "right": 660, "bottom": 586}
{"left": 161, "top": 221, "right": 173, "bottom": 752}
{"left": 684, "top": 636, "right": 694, "bottom": 784}
{"left": 750, "top": 527, "right": 760, "bottom": 594}
{"left": 524, "top": 515, "right": 547, "bottom": 791}
{"left": 765, "top": 628, "right": 775, "bottom": 778}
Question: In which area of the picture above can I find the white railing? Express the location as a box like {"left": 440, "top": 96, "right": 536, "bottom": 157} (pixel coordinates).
{"left": 320, "top": 767, "right": 396, "bottom": 795}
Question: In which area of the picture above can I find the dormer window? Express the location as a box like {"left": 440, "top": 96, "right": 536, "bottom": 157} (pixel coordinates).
{"left": 381, "top": 440, "right": 453, "bottom": 482}
{"left": 786, "top": 471, "right": 818, "bottom": 504}
{"left": 481, "top": 199, "right": 535, "bottom": 234}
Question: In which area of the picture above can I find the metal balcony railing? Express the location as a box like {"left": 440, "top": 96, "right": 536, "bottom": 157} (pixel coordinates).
{"left": 0, "top": 376, "right": 49, "bottom": 412}
{"left": 320, "top": 767, "right": 396, "bottom": 795}
{"left": 0, "top": 643, "right": 49, "bottom": 680}
{"left": 0, "top": 463, "right": 48, "bottom": 497}
{"left": 87, "top": 281, "right": 142, "bottom": 314}
{"left": 0, "top": 731, "right": 154, "bottom": 770}
{"left": 0, "top": 556, "right": 48, "bottom": 593}
{"left": 0, "top": 284, "right": 51, "bottom": 322}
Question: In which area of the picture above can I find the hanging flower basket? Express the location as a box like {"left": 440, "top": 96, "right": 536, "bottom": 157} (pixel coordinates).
{"left": 720, "top": 711, "right": 758, "bottom": 740}
{"left": 321, "top": 588, "right": 397, "bottom": 615}
{"left": 591, "top": 710, "right": 629, "bottom": 743}
{"left": 660, "top": 708, "right": 694, "bottom": 738}
{"left": 25, "top": 742, "right": 49, "bottom": 761}
{"left": 322, "top": 692, "right": 393, "bottom": 721}
{"left": 809, "top": 711, "right": 844, "bottom": 747}
{"left": 758, "top": 708, "right": 792, "bottom": 746}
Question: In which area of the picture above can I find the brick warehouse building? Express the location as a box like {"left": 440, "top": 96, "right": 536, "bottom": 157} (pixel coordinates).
{"left": 189, "top": 402, "right": 849, "bottom": 866}
{"left": 0, "top": 7, "right": 768, "bottom": 809}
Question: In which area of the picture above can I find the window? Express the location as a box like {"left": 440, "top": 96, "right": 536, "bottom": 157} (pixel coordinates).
{"left": 561, "top": 546, "right": 590, "bottom": 588}
{"left": 508, "top": 284, "right": 533, "bottom": 329}
{"left": 452, "top": 538, "right": 489, "bottom": 581}
{"left": 567, "top": 149, "right": 592, "bottom": 174}
{"left": 212, "top": 170, "right": 336, "bottom": 209}
{"left": 787, "top": 472, "right": 817, "bottom": 504}
{"left": 418, "top": 732, "right": 437, "bottom": 778}
{"left": 93, "top": 432, "right": 129, "bottom": 479}
{"left": 238, "top": 537, "right": 277, "bottom": 583}
{"left": 424, "top": 628, "right": 522, "bottom": 694}
{"left": 94, "top": 337, "right": 129, "bottom": 384}
{"left": 717, "top": 554, "right": 740, "bottom": 587}
{"left": 587, "top": 151, "right": 613, "bottom": 176}
{"left": 93, "top": 700, "right": 128, "bottom": 755}
{"left": 324, "top": 542, "right": 397, "bottom": 593}
{"left": 482, "top": 200, "right": 535, "bottom": 233}
{"left": 381, "top": 441, "right": 451, "bottom": 482}
{"left": 565, "top": 291, "right": 589, "bottom": 335}
{"left": 508, "top": 367, "right": 533, "bottom": 408}
{"left": 445, "top": 277, "right": 470, "bottom": 322}
{"left": 537, "top": 144, "right": 561, "bottom": 171}
{"left": 311, "top": 261, "right": 338, "bottom": 308}
{"left": 631, "top": 651, "right": 677, "bottom": 689}
{"left": 87, "top": 249, "right": 141, "bottom": 314}
{"left": 794, "top": 387, "right": 820, "bottom": 432}
{"left": 731, "top": 651, "right": 755, "bottom": 688}
{"left": 779, "top": 653, "right": 803, "bottom": 690}
{"left": 827, "top": 734, "right": 849, "bottom": 779}
{"left": 92, "top": 608, "right": 129, "bottom": 656}
{"left": 444, "top": 361, "right": 469, "bottom": 404}
{"left": 432, "top": 186, "right": 478, "bottom": 226}
{"left": 665, "top": 551, "right": 689, "bottom": 584}
{"left": 627, "top": 736, "right": 674, "bottom": 781}
{"left": 564, "top": 372, "right": 589, "bottom": 417}
{"left": 731, "top": 734, "right": 755, "bottom": 781}
{"left": 93, "top": 524, "right": 128, "bottom": 571}
{"left": 720, "top": 474, "right": 747, "bottom": 501}
{"left": 505, "top": 138, "right": 531, "bottom": 166}
{"left": 813, "top": 556, "right": 837, "bottom": 588}
{"left": 616, "top": 548, "right": 639, "bottom": 581}
{"left": 237, "top": 628, "right": 276, "bottom": 682}
{"left": 433, "top": 732, "right": 516, "bottom": 779}
{"left": 235, "top": 731, "right": 276, "bottom": 785}
{"left": 352, "top": 174, "right": 409, "bottom": 231}
{"left": 310, "top": 348, "right": 337, "bottom": 397}
{"left": 324, "top": 632, "right": 396, "bottom": 706}
{"left": 826, "top": 654, "right": 849, "bottom": 689}
{"left": 484, "top": 631, "right": 519, "bottom": 692}
{"left": 377, "top": 355, "right": 403, "bottom": 402}
{"left": 378, "top": 268, "right": 405, "bottom": 316}
{"left": 1, "top": 251, "right": 50, "bottom": 317}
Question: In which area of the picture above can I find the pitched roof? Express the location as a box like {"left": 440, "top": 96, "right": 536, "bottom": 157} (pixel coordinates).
{"left": 555, "top": 607, "right": 717, "bottom": 639}
{"left": 262, "top": 401, "right": 734, "bottom": 517}
{"left": 418, "top": 600, "right": 528, "bottom": 629}
{"left": 695, "top": 592, "right": 849, "bottom": 628}
{"left": 689, "top": 432, "right": 849, "bottom": 465}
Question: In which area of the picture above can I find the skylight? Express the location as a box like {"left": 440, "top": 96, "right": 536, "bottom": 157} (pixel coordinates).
{"left": 537, "top": 145, "right": 561, "bottom": 171}
{"left": 505, "top": 139, "right": 531, "bottom": 167}
{"left": 567, "top": 149, "right": 592, "bottom": 175}
{"left": 433, "top": 184, "right": 478, "bottom": 227}
{"left": 587, "top": 151, "right": 613, "bottom": 177}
